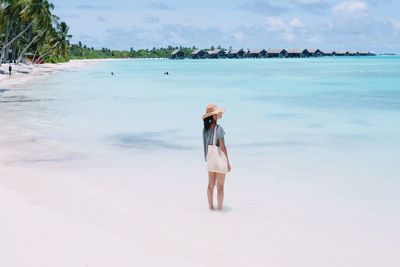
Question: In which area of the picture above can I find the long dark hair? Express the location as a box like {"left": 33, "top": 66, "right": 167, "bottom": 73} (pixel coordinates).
{"left": 203, "top": 116, "right": 215, "bottom": 131}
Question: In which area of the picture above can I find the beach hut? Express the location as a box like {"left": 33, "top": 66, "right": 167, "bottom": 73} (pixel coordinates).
{"left": 207, "top": 49, "right": 226, "bottom": 59}
{"left": 307, "top": 48, "right": 323, "bottom": 57}
{"left": 170, "top": 49, "right": 185, "bottom": 59}
{"left": 191, "top": 49, "right": 207, "bottom": 59}
{"left": 227, "top": 48, "right": 246, "bottom": 58}
{"left": 25, "top": 52, "right": 35, "bottom": 62}
{"left": 246, "top": 48, "right": 267, "bottom": 58}
{"left": 267, "top": 48, "right": 288, "bottom": 58}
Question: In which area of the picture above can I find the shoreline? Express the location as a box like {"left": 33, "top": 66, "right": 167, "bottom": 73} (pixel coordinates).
{"left": 0, "top": 58, "right": 125, "bottom": 90}
{"left": 1, "top": 56, "right": 398, "bottom": 91}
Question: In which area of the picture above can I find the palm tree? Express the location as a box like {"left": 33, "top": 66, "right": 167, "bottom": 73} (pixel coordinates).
{"left": 54, "top": 21, "right": 71, "bottom": 58}
{"left": 16, "top": 0, "right": 55, "bottom": 63}
{"left": 0, "top": 0, "right": 41, "bottom": 60}
{"left": 0, "top": 0, "right": 30, "bottom": 64}
{"left": 1, "top": 0, "right": 72, "bottom": 64}
{"left": 34, "top": 20, "right": 71, "bottom": 62}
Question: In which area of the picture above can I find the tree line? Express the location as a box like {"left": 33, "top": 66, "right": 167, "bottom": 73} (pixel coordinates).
{"left": 69, "top": 45, "right": 196, "bottom": 60}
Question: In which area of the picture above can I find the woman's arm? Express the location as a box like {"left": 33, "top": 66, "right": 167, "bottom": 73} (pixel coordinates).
{"left": 219, "top": 138, "right": 231, "bottom": 172}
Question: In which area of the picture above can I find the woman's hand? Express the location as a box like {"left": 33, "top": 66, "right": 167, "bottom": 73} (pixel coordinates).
{"left": 228, "top": 163, "right": 232, "bottom": 172}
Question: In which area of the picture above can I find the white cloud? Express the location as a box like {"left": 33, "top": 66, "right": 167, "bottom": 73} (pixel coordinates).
{"left": 266, "top": 17, "right": 286, "bottom": 30}
{"left": 332, "top": 1, "right": 369, "bottom": 17}
{"left": 266, "top": 17, "right": 306, "bottom": 31}
{"left": 233, "top": 31, "right": 246, "bottom": 41}
{"left": 391, "top": 19, "right": 400, "bottom": 31}
{"left": 289, "top": 17, "right": 305, "bottom": 28}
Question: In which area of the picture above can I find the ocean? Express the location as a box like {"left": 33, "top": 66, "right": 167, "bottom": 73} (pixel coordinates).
{"left": 1, "top": 57, "right": 399, "bottom": 266}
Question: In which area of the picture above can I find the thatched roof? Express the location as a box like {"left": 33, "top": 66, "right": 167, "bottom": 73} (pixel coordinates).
{"left": 247, "top": 48, "right": 266, "bottom": 54}
{"left": 171, "top": 49, "right": 181, "bottom": 55}
{"left": 306, "top": 48, "right": 320, "bottom": 53}
{"left": 191, "top": 49, "right": 204, "bottom": 55}
{"left": 229, "top": 48, "right": 245, "bottom": 54}
{"left": 287, "top": 48, "right": 304, "bottom": 53}
{"left": 207, "top": 49, "right": 223, "bottom": 55}
{"left": 267, "top": 48, "right": 286, "bottom": 54}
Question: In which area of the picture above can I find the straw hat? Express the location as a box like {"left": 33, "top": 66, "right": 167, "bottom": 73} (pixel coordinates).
{"left": 202, "top": 104, "right": 225, "bottom": 120}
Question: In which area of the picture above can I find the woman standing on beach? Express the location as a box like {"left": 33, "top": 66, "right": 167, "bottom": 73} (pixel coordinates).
{"left": 202, "top": 104, "right": 231, "bottom": 210}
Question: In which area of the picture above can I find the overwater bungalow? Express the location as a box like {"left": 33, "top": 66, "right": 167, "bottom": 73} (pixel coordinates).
{"left": 207, "top": 49, "right": 226, "bottom": 59}
{"left": 287, "top": 48, "right": 309, "bottom": 58}
{"left": 348, "top": 51, "right": 359, "bottom": 56}
{"left": 335, "top": 50, "right": 349, "bottom": 56}
{"left": 246, "top": 48, "right": 268, "bottom": 58}
{"left": 170, "top": 49, "right": 185, "bottom": 59}
{"left": 323, "top": 50, "right": 334, "bottom": 56}
{"left": 358, "top": 51, "right": 372, "bottom": 56}
{"left": 307, "top": 48, "right": 323, "bottom": 57}
{"left": 227, "top": 48, "right": 246, "bottom": 58}
{"left": 267, "top": 48, "right": 288, "bottom": 58}
{"left": 169, "top": 47, "right": 374, "bottom": 59}
{"left": 191, "top": 49, "right": 207, "bottom": 59}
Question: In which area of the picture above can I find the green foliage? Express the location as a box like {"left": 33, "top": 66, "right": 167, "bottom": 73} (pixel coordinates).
{"left": 69, "top": 45, "right": 194, "bottom": 59}
{"left": 0, "top": 0, "right": 71, "bottom": 64}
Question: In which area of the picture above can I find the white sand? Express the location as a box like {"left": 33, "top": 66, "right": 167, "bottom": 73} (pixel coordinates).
{"left": 1, "top": 164, "right": 399, "bottom": 267}
{"left": 1, "top": 60, "right": 399, "bottom": 266}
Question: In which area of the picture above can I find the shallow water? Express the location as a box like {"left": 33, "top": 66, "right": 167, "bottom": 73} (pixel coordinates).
{"left": 1, "top": 57, "right": 400, "bottom": 206}
{"left": 1, "top": 57, "right": 400, "bottom": 266}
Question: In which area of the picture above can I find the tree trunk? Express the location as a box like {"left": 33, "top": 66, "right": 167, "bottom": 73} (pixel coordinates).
{"left": 39, "top": 49, "right": 53, "bottom": 60}
{"left": 0, "top": 21, "right": 10, "bottom": 66}
{"left": 16, "top": 33, "right": 42, "bottom": 63}
{"left": 0, "top": 21, "right": 34, "bottom": 63}
{"left": 32, "top": 46, "right": 40, "bottom": 64}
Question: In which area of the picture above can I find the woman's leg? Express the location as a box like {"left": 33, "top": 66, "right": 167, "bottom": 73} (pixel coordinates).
{"left": 216, "top": 173, "right": 226, "bottom": 210}
{"left": 207, "top": 172, "right": 217, "bottom": 209}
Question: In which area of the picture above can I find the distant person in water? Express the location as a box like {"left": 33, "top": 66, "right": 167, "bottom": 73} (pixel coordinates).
{"left": 164, "top": 71, "right": 169, "bottom": 75}
{"left": 202, "top": 104, "right": 231, "bottom": 210}
{"left": 111, "top": 72, "right": 114, "bottom": 76}
{"left": 8, "top": 65, "right": 12, "bottom": 75}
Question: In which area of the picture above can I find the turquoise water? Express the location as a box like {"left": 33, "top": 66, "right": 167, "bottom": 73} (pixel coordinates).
{"left": 1, "top": 57, "right": 400, "bottom": 209}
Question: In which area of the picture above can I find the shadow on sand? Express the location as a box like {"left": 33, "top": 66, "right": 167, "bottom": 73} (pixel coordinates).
{"left": 110, "top": 131, "right": 193, "bottom": 151}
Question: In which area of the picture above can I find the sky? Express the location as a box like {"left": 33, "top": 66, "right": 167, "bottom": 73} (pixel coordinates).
{"left": 51, "top": 0, "right": 400, "bottom": 53}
